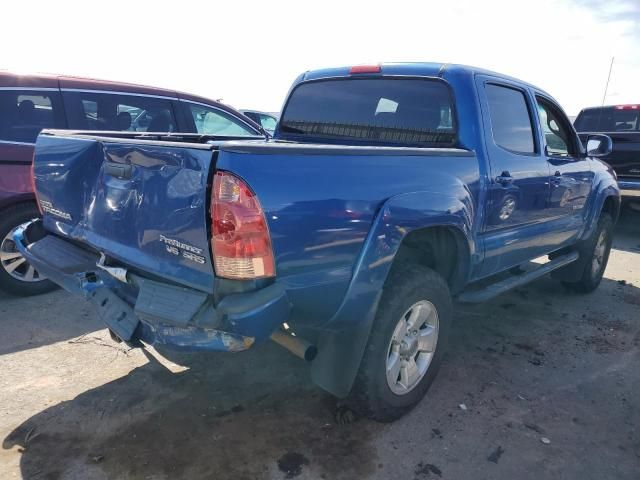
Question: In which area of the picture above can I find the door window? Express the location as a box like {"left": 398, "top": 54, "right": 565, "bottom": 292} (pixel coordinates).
{"left": 185, "top": 103, "right": 257, "bottom": 136}
{"left": 63, "top": 91, "right": 177, "bottom": 132}
{"left": 485, "top": 84, "right": 535, "bottom": 154}
{"left": 0, "top": 90, "right": 64, "bottom": 143}
{"left": 536, "top": 97, "right": 575, "bottom": 158}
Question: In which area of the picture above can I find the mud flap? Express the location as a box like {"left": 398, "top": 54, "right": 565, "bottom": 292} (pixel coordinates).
{"left": 310, "top": 308, "right": 377, "bottom": 399}
{"left": 89, "top": 287, "right": 139, "bottom": 341}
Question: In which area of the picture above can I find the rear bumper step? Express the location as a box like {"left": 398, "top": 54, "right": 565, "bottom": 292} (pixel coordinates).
{"left": 457, "top": 251, "right": 579, "bottom": 303}
{"left": 13, "top": 220, "right": 291, "bottom": 352}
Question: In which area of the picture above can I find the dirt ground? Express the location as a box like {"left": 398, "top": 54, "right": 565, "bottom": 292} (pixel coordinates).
{"left": 1, "top": 209, "right": 639, "bottom": 480}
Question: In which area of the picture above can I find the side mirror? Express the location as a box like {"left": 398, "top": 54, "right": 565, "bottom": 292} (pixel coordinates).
{"left": 586, "top": 134, "right": 612, "bottom": 157}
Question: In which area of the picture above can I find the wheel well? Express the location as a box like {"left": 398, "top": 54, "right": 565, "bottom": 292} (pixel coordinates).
{"left": 601, "top": 195, "right": 620, "bottom": 221}
{"left": 388, "top": 227, "right": 470, "bottom": 294}
{"left": 0, "top": 198, "right": 38, "bottom": 215}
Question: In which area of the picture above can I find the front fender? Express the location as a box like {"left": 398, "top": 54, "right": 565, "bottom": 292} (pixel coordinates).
{"left": 581, "top": 164, "right": 620, "bottom": 240}
{"left": 311, "top": 187, "right": 475, "bottom": 398}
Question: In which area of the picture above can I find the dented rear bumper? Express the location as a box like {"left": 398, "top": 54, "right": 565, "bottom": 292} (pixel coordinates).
{"left": 14, "top": 220, "right": 291, "bottom": 353}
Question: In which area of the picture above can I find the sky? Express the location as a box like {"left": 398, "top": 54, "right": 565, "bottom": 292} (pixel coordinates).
{"left": 2, "top": 0, "right": 639, "bottom": 116}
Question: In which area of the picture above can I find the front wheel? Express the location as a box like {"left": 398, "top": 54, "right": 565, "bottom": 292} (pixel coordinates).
{"left": 563, "top": 212, "right": 613, "bottom": 293}
{"left": 348, "top": 265, "right": 452, "bottom": 422}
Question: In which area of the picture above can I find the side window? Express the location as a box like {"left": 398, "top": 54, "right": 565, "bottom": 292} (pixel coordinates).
{"left": 258, "top": 114, "right": 277, "bottom": 132}
{"left": 63, "top": 92, "right": 177, "bottom": 132}
{"left": 185, "top": 103, "right": 257, "bottom": 136}
{"left": 485, "top": 84, "right": 535, "bottom": 154}
{"left": 0, "top": 90, "right": 64, "bottom": 143}
{"left": 536, "top": 97, "right": 575, "bottom": 157}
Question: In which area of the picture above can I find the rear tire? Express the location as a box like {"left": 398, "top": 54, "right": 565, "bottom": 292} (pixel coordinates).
{"left": 562, "top": 212, "right": 613, "bottom": 293}
{"left": 347, "top": 265, "right": 452, "bottom": 422}
{"left": 0, "top": 204, "right": 56, "bottom": 296}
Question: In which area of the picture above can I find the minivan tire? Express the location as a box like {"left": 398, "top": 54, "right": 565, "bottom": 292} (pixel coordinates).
{"left": 0, "top": 204, "right": 56, "bottom": 296}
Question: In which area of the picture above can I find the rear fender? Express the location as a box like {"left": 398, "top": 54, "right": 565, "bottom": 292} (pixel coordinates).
{"left": 311, "top": 188, "right": 474, "bottom": 398}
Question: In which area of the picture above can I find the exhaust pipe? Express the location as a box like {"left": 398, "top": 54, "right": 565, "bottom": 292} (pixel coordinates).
{"left": 270, "top": 330, "right": 317, "bottom": 362}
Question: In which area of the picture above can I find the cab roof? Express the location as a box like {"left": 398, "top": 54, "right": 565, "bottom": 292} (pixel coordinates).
{"left": 299, "top": 62, "right": 551, "bottom": 96}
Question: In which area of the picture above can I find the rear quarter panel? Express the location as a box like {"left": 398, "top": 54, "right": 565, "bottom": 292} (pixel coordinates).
{"left": 215, "top": 145, "right": 481, "bottom": 327}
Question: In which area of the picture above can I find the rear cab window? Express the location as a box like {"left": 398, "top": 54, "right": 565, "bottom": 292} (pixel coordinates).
{"left": 0, "top": 90, "right": 65, "bottom": 143}
{"left": 63, "top": 91, "right": 177, "bottom": 132}
{"left": 279, "top": 78, "right": 457, "bottom": 147}
{"left": 575, "top": 107, "right": 640, "bottom": 132}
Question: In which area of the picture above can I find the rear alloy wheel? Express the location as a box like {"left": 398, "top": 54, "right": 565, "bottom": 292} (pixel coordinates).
{"left": 386, "top": 300, "right": 439, "bottom": 395}
{"left": 348, "top": 265, "right": 451, "bottom": 422}
{"left": 0, "top": 204, "right": 56, "bottom": 296}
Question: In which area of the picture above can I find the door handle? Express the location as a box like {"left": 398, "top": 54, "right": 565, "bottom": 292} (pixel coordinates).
{"left": 551, "top": 170, "right": 562, "bottom": 186}
{"left": 105, "top": 162, "right": 132, "bottom": 179}
{"left": 496, "top": 171, "right": 513, "bottom": 185}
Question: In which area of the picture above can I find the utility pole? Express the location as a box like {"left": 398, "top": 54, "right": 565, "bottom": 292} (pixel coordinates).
{"left": 601, "top": 57, "right": 614, "bottom": 106}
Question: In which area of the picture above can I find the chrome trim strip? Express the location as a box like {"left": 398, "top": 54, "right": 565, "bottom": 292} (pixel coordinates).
{"left": 0, "top": 87, "right": 59, "bottom": 91}
{"left": 0, "top": 140, "right": 35, "bottom": 146}
{"left": 620, "top": 189, "right": 640, "bottom": 198}
{"left": 60, "top": 88, "right": 177, "bottom": 101}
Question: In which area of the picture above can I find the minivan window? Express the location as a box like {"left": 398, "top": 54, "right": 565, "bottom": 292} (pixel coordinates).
{"left": 0, "top": 90, "right": 64, "bottom": 143}
{"left": 485, "top": 84, "right": 535, "bottom": 154}
{"left": 279, "top": 78, "right": 457, "bottom": 147}
{"left": 63, "top": 91, "right": 177, "bottom": 132}
{"left": 185, "top": 103, "right": 257, "bottom": 136}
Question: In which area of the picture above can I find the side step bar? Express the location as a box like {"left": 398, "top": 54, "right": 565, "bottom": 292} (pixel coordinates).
{"left": 457, "top": 251, "right": 579, "bottom": 303}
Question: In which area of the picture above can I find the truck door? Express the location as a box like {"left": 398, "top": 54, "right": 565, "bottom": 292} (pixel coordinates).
{"left": 535, "top": 94, "right": 593, "bottom": 228}
{"left": 475, "top": 76, "right": 554, "bottom": 276}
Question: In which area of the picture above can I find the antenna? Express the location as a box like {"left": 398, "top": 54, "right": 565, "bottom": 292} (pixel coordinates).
{"left": 601, "top": 57, "right": 614, "bottom": 106}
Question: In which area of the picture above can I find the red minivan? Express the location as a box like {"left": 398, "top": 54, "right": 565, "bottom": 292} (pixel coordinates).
{"left": 0, "top": 71, "right": 265, "bottom": 296}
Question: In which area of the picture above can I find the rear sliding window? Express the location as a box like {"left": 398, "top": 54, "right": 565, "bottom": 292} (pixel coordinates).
{"left": 575, "top": 107, "right": 640, "bottom": 132}
{"left": 279, "top": 78, "right": 457, "bottom": 147}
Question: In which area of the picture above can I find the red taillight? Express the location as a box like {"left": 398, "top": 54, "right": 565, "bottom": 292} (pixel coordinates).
{"left": 349, "top": 65, "right": 381, "bottom": 74}
{"left": 615, "top": 104, "right": 640, "bottom": 110}
{"left": 211, "top": 171, "right": 275, "bottom": 280}
{"left": 30, "top": 155, "right": 43, "bottom": 215}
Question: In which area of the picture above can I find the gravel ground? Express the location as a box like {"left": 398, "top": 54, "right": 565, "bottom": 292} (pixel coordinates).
{"left": 1, "top": 209, "right": 639, "bottom": 480}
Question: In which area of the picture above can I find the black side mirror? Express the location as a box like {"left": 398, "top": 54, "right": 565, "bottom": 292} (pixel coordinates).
{"left": 586, "top": 134, "right": 612, "bottom": 157}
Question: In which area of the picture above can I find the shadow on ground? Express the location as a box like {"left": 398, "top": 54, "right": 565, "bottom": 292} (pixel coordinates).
{"left": 4, "top": 275, "right": 639, "bottom": 479}
{"left": 613, "top": 206, "right": 640, "bottom": 253}
{"left": 2, "top": 342, "right": 379, "bottom": 480}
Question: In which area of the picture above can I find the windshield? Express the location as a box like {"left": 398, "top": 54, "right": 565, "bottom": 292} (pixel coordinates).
{"left": 279, "top": 78, "right": 457, "bottom": 147}
{"left": 575, "top": 107, "right": 640, "bottom": 132}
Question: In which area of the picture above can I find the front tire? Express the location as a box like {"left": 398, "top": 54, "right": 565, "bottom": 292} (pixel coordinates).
{"left": 563, "top": 212, "right": 613, "bottom": 293}
{"left": 348, "top": 265, "right": 452, "bottom": 422}
{"left": 0, "top": 204, "right": 56, "bottom": 296}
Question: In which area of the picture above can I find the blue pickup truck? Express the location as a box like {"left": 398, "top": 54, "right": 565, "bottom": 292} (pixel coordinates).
{"left": 16, "top": 63, "right": 619, "bottom": 422}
